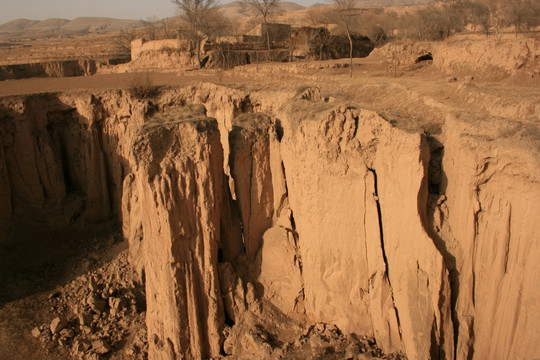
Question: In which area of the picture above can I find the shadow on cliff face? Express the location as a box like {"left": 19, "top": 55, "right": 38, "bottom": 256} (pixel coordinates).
{"left": 424, "top": 135, "right": 461, "bottom": 355}
{"left": 0, "top": 95, "right": 130, "bottom": 306}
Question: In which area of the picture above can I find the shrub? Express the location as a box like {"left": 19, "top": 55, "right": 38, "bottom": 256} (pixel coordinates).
{"left": 129, "top": 72, "right": 158, "bottom": 99}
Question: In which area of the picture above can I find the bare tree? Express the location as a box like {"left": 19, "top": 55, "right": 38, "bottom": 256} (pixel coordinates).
{"left": 159, "top": 17, "right": 182, "bottom": 39}
{"left": 464, "top": 0, "right": 540, "bottom": 37}
{"left": 116, "top": 27, "right": 139, "bottom": 52}
{"left": 142, "top": 16, "right": 160, "bottom": 40}
{"left": 463, "top": 1, "right": 491, "bottom": 33}
{"left": 484, "top": 0, "right": 504, "bottom": 37}
{"left": 315, "top": 28, "right": 335, "bottom": 60}
{"left": 172, "top": 0, "right": 226, "bottom": 68}
{"left": 306, "top": 6, "right": 336, "bottom": 59}
{"left": 478, "top": 9, "right": 492, "bottom": 36}
{"left": 331, "top": 0, "right": 356, "bottom": 77}
{"left": 504, "top": 0, "right": 539, "bottom": 36}
{"left": 527, "top": 0, "right": 540, "bottom": 30}
{"left": 244, "top": 0, "right": 279, "bottom": 52}
{"left": 307, "top": 5, "right": 332, "bottom": 27}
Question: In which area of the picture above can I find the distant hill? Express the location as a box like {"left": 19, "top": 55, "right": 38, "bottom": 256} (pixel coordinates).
{"left": 0, "top": 0, "right": 434, "bottom": 39}
{"left": 352, "top": 0, "right": 433, "bottom": 5}
{"left": 218, "top": 1, "right": 305, "bottom": 19}
{"left": 277, "top": 1, "right": 306, "bottom": 12}
{"left": 0, "top": 17, "right": 144, "bottom": 38}
{"left": 0, "top": 19, "right": 41, "bottom": 33}
{"left": 306, "top": 0, "right": 433, "bottom": 10}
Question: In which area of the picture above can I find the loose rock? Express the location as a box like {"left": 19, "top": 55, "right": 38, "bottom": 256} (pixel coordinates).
{"left": 50, "top": 316, "right": 68, "bottom": 334}
{"left": 31, "top": 327, "right": 41, "bottom": 338}
{"left": 87, "top": 293, "right": 107, "bottom": 314}
{"left": 92, "top": 339, "right": 111, "bottom": 354}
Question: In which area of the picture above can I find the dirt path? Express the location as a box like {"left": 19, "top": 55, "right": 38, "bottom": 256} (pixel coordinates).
{"left": 1, "top": 59, "right": 538, "bottom": 128}
{"left": 0, "top": 71, "right": 211, "bottom": 97}
{"left": 1, "top": 60, "right": 537, "bottom": 148}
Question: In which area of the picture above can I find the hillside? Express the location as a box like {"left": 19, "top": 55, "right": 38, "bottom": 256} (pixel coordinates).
{"left": 0, "top": 17, "right": 144, "bottom": 38}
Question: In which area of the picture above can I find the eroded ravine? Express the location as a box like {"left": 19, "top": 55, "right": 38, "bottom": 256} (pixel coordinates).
{"left": 0, "top": 83, "right": 538, "bottom": 360}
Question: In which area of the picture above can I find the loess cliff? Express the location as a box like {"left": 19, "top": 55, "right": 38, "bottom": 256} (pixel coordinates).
{"left": 0, "top": 82, "right": 538, "bottom": 360}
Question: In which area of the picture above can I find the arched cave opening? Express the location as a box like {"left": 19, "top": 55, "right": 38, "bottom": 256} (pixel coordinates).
{"left": 415, "top": 53, "right": 433, "bottom": 63}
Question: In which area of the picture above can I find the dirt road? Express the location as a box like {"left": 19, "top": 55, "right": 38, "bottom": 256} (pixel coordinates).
{"left": 0, "top": 71, "right": 211, "bottom": 97}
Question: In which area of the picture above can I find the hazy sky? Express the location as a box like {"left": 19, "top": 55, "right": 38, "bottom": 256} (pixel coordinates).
{"left": 0, "top": 0, "right": 319, "bottom": 24}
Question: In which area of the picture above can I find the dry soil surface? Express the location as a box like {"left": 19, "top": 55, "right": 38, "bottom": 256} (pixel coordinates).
{"left": 0, "top": 54, "right": 538, "bottom": 360}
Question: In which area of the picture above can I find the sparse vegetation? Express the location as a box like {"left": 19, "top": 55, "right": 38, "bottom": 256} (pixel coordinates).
{"left": 140, "top": 17, "right": 182, "bottom": 41}
{"left": 116, "top": 27, "right": 139, "bottom": 52}
{"left": 129, "top": 72, "right": 158, "bottom": 99}
{"left": 172, "top": 0, "right": 229, "bottom": 68}
{"left": 386, "top": 0, "right": 540, "bottom": 41}
{"left": 115, "top": 19, "right": 182, "bottom": 53}
{"left": 243, "top": 0, "right": 280, "bottom": 52}
{"left": 306, "top": 0, "right": 540, "bottom": 46}
{"left": 330, "top": 0, "right": 356, "bottom": 77}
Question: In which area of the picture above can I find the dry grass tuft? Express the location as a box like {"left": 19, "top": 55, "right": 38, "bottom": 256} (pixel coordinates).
{"left": 129, "top": 72, "right": 159, "bottom": 99}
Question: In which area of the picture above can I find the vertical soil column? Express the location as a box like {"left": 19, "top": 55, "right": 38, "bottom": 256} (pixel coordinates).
{"left": 442, "top": 115, "right": 540, "bottom": 360}
{"left": 279, "top": 104, "right": 388, "bottom": 340}
{"left": 279, "top": 102, "right": 453, "bottom": 359}
{"left": 229, "top": 113, "right": 276, "bottom": 262}
{"left": 127, "top": 107, "right": 225, "bottom": 360}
